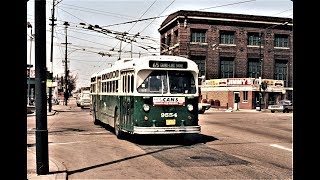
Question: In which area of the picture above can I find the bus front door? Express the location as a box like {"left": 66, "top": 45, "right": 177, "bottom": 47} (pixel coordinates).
{"left": 121, "top": 96, "right": 133, "bottom": 131}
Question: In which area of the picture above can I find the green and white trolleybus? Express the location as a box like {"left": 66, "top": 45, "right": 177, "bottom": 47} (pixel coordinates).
{"left": 90, "top": 55, "right": 201, "bottom": 138}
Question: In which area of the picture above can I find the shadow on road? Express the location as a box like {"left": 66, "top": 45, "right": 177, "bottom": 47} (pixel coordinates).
{"left": 48, "top": 123, "right": 219, "bottom": 177}
{"left": 127, "top": 133, "right": 218, "bottom": 146}
{"left": 97, "top": 120, "right": 218, "bottom": 146}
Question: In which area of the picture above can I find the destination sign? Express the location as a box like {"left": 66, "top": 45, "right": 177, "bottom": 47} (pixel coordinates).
{"left": 149, "top": 60, "right": 188, "bottom": 69}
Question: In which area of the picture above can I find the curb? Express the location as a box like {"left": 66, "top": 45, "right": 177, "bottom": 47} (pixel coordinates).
{"left": 49, "top": 156, "right": 68, "bottom": 180}
{"left": 27, "top": 110, "right": 57, "bottom": 117}
{"left": 27, "top": 148, "right": 68, "bottom": 180}
{"left": 208, "top": 108, "right": 269, "bottom": 113}
{"left": 48, "top": 110, "right": 57, "bottom": 116}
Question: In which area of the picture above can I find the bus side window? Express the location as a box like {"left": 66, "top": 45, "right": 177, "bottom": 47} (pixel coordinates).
{"left": 116, "top": 80, "right": 118, "bottom": 92}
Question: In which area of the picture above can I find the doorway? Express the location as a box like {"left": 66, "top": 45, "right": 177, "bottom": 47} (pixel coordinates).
{"left": 234, "top": 92, "right": 240, "bottom": 110}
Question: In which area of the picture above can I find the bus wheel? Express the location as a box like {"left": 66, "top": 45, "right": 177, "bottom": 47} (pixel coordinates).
{"left": 114, "top": 109, "right": 123, "bottom": 139}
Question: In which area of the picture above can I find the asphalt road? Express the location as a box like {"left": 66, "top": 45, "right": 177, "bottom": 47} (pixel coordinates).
{"left": 27, "top": 98, "right": 292, "bottom": 179}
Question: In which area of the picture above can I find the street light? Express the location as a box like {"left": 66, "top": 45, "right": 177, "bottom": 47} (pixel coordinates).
{"left": 258, "top": 21, "right": 289, "bottom": 111}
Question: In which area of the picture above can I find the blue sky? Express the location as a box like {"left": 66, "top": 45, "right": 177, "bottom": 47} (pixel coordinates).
{"left": 27, "top": 0, "right": 293, "bottom": 89}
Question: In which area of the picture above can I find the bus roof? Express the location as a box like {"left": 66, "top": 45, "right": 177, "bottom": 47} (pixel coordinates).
{"left": 90, "top": 55, "right": 199, "bottom": 78}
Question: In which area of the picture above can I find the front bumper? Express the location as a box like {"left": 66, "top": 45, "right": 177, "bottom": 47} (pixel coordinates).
{"left": 133, "top": 126, "right": 201, "bottom": 134}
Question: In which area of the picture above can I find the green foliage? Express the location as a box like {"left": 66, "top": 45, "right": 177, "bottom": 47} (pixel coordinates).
{"left": 53, "top": 74, "right": 78, "bottom": 92}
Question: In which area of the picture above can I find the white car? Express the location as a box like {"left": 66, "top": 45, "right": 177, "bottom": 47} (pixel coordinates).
{"left": 268, "top": 99, "right": 293, "bottom": 113}
{"left": 76, "top": 91, "right": 91, "bottom": 109}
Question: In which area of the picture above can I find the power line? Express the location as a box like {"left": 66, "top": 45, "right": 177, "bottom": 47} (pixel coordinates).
{"left": 115, "top": 0, "right": 175, "bottom": 59}
{"left": 139, "top": 0, "right": 175, "bottom": 33}
{"left": 102, "top": 0, "right": 256, "bottom": 28}
{"left": 128, "top": 0, "right": 158, "bottom": 32}
{"left": 59, "top": 3, "right": 136, "bottom": 20}
{"left": 113, "top": 0, "right": 158, "bottom": 57}
{"left": 57, "top": 7, "right": 90, "bottom": 24}
{"left": 198, "top": 0, "right": 256, "bottom": 10}
{"left": 272, "top": 8, "right": 293, "bottom": 16}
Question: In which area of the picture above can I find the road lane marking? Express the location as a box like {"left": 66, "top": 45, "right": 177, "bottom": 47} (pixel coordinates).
{"left": 270, "top": 144, "right": 292, "bottom": 151}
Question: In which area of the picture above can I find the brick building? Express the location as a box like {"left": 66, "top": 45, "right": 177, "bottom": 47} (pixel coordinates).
{"left": 158, "top": 10, "right": 293, "bottom": 110}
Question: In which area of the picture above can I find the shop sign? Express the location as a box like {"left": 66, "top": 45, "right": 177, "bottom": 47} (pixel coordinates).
{"left": 226, "top": 78, "right": 253, "bottom": 86}
{"left": 203, "top": 79, "right": 227, "bottom": 87}
{"left": 263, "top": 79, "right": 284, "bottom": 88}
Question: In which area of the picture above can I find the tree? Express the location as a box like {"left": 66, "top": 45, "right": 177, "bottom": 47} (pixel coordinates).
{"left": 68, "top": 74, "right": 77, "bottom": 93}
{"left": 53, "top": 73, "right": 78, "bottom": 94}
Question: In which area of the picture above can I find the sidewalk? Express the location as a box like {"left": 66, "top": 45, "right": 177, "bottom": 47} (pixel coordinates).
{"left": 207, "top": 107, "right": 269, "bottom": 113}
{"left": 27, "top": 103, "right": 69, "bottom": 180}
{"left": 27, "top": 149, "right": 67, "bottom": 180}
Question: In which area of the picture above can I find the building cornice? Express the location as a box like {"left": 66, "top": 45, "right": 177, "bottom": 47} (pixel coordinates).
{"left": 159, "top": 10, "right": 292, "bottom": 32}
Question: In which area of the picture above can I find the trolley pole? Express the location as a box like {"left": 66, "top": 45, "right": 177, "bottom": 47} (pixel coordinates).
{"left": 35, "top": 0, "right": 49, "bottom": 175}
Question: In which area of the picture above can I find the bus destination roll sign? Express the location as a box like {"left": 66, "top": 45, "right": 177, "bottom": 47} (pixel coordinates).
{"left": 149, "top": 60, "right": 188, "bottom": 69}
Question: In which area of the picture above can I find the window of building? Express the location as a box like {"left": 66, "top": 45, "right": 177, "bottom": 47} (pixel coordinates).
{"left": 161, "top": 37, "right": 166, "bottom": 51}
{"left": 247, "top": 58, "right": 261, "bottom": 78}
{"left": 167, "top": 34, "right": 172, "bottom": 47}
{"left": 190, "top": 56, "right": 206, "bottom": 77}
{"left": 174, "top": 30, "right": 178, "bottom": 45}
{"left": 274, "top": 34, "right": 289, "bottom": 47}
{"left": 220, "top": 31, "right": 235, "bottom": 44}
{"left": 220, "top": 57, "right": 234, "bottom": 78}
{"left": 243, "top": 91, "right": 248, "bottom": 102}
{"left": 191, "top": 29, "right": 206, "bottom": 43}
{"left": 274, "top": 60, "right": 288, "bottom": 86}
{"left": 247, "top": 32, "right": 260, "bottom": 46}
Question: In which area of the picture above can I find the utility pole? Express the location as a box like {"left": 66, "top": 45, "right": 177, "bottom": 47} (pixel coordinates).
{"left": 258, "top": 32, "right": 263, "bottom": 111}
{"left": 35, "top": 0, "right": 49, "bottom": 175}
{"left": 27, "top": 22, "right": 33, "bottom": 105}
{"left": 257, "top": 22, "right": 289, "bottom": 111}
{"left": 48, "top": 0, "right": 57, "bottom": 112}
{"left": 62, "top": 22, "right": 70, "bottom": 105}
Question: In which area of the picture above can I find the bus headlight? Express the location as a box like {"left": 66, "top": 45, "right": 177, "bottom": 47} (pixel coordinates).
{"left": 187, "top": 104, "right": 193, "bottom": 111}
{"left": 143, "top": 104, "right": 150, "bottom": 112}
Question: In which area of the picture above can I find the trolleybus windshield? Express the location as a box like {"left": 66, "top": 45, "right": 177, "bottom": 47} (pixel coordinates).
{"left": 137, "top": 70, "right": 196, "bottom": 94}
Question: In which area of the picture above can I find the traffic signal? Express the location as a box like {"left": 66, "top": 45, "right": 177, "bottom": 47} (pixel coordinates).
{"left": 261, "top": 81, "right": 268, "bottom": 90}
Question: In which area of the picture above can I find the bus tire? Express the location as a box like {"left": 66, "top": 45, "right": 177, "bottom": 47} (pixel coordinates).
{"left": 114, "top": 109, "right": 123, "bottom": 139}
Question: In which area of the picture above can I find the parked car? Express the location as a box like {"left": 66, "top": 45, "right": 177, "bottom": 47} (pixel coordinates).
{"left": 76, "top": 91, "right": 91, "bottom": 109}
{"left": 268, "top": 99, "right": 293, "bottom": 113}
{"left": 198, "top": 102, "right": 211, "bottom": 114}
